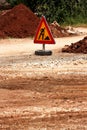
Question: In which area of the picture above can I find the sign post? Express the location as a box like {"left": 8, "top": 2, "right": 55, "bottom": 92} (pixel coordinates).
{"left": 34, "top": 16, "right": 55, "bottom": 56}
{"left": 43, "top": 44, "right": 45, "bottom": 51}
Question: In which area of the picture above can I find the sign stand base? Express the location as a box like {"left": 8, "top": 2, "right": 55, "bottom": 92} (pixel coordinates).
{"left": 35, "top": 44, "right": 52, "bottom": 56}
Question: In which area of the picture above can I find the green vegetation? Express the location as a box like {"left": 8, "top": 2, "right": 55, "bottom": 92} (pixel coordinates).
{"left": 6, "top": 0, "right": 87, "bottom": 25}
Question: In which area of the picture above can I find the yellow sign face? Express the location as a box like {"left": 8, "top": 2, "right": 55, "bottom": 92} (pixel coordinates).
{"left": 34, "top": 16, "right": 55, "bottom": 44}
{"left": 37, "top": 21, "right": 51, "bottom": 41}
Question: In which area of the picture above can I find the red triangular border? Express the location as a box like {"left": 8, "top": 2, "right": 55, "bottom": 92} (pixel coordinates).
{"left": 34, "top": 16, "right": 55, "bottom": 44}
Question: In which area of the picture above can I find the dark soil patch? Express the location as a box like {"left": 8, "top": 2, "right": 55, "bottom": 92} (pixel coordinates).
{"left": 62, "top": 36, "right": 87, "bottom": 53}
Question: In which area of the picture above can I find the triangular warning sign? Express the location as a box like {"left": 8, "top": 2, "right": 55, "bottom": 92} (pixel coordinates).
{"left": 34, "top": 16, "right": 55, "bottom": 44}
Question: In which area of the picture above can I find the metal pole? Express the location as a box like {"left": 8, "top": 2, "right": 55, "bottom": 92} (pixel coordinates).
{"left": 43, "top": 44, "right": 45, "bottom": 51}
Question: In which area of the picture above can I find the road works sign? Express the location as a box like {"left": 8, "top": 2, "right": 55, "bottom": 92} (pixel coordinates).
{"left": 34, "top": 16, "right": 55, "bottom": 44}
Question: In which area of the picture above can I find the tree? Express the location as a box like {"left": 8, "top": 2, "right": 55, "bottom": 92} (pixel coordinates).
{"left": 36, "top": 0, "right": 56, "bottom": 22}
{"left": 6, "top": 0, "right": 87, "bottom": 24}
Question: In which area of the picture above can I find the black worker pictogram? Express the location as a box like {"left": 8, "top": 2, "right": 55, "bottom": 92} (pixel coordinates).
{"left": 38, "top": 27, "right": 45, "bottom": 40}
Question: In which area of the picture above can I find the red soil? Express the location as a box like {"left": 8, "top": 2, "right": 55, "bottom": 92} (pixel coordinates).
{"left": 0, "top": 4, "right": 40, "bottom": 38}
{"left": 0, "top": 4, "right": 70, "bottom": 39}
{"left": 62, "top": 36, "right": 87, "bottom": 54}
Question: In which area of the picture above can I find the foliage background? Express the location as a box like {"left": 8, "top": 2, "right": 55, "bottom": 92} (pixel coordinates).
{"left": 6, "top": 0, "right": 87, "bottom": 25}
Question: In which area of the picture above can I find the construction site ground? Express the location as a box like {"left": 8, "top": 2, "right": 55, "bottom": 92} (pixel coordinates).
{"left": 0, "top": 29, "right": 87, "bottom": 129}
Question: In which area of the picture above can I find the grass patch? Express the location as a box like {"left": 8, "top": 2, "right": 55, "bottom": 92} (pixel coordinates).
{"left": 61, "top": 16, "right": 87, "bottom": 27}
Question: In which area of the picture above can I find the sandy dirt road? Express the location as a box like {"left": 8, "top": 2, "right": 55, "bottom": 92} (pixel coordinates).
{"left": 0, "top": 33, "right": 87, "bottom": 129}
{"left": 0, "top": 35, "right": 86, "bottom": 56}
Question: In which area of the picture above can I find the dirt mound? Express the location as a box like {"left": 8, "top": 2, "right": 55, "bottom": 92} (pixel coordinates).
{"left": 49, "top": 21, "right": 70, "bottom": 38}
{"left": 62, "top": 36, "right": 87, "bottom": 54}
{"left": 0, "top": 4, "right": 76, "bottom": 39}
{"left": 0, "top": 31, "right": 6, "bottom": 38}
{"left": 0, "top": 4, "right": 40, "bottom": 38}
